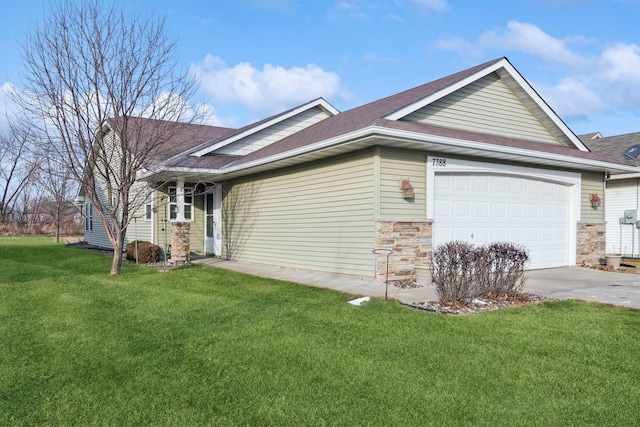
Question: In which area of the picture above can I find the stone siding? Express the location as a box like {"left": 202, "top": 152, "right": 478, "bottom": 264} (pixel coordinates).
{"left": 374, "top": 219, "right": 433, "bottom": 282}
{"left": 171, "top": 222, "right": 191, "bottom": 264}
{"left": 576, "top": 221, "right": 606, "bottom": 266}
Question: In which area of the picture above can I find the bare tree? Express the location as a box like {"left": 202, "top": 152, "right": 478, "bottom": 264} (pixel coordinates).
{"left": 34, "top": 152, "right": 78, "bottom": 243}
{"left": 16, "top": 0, "right": 200, "bottom": 275}
{"left": 0, "top": 123, "right": 37, "bottom": 226}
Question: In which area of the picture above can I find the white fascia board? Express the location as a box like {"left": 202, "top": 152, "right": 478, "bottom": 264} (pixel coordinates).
{"left": 137, "top": 167, "right": 224, "bottom": 181}
{"left": 139, "top": 125, "right": 639, "bottom": 181}
{"left": 375, "top": 126, "right": 639, "bottom": 173}
{"left": 190, "top": 98, "right": 339, "bottom": 157}
{"left": 222, "top": 127, "right": 375, "bottom": 173}
{"left": 607, "top": 172, "right": 640, "bottom": 181}
{"left": 223, "top": 125, "right": 639, "bottom": 175}
{"left": 384, "top": 59, "right": 509, "bottom": 121}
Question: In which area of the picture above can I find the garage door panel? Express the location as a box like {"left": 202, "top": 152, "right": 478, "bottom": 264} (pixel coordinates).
{"left": 474, "top": 201, "right": 489, "bottom": 217}
{"left": 492, "top": 202, "right": 507, "bottom": 217}
{"left": 434, "top": 173, "right": 570, "bottom": 269}
{"left": 453, "top": 200, "right": 470, "bottom": 217}
{"left": 454, "top": 175, "right": 471, "bottom": 190}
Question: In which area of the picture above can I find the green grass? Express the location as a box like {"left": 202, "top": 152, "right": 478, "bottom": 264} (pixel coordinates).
{"left": 1, "top": 237, "right": 639, "bottom": 426}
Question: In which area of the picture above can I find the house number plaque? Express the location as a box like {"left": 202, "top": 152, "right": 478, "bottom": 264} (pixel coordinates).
{"left": 432, "top": 157, "right": 447, "bottom": 166}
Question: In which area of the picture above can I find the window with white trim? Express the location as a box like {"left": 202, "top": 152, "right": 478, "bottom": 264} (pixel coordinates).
{"left": 144, "top": 188, "right": 153, "bottom": 221}
{"left": 168, "top": 186, "right": 193, "bottom": 221}
{"left": 84, "top": 202, "right": 93, "bottom": 231}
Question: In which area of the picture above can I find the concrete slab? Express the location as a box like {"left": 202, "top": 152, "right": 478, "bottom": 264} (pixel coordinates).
{"left": 525, "top": 266, "right": 640, "bottom": 310}
{"left": 192, "top": 258, "right": 640, "bottom": 310}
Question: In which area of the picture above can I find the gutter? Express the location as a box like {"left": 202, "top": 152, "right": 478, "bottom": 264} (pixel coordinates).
{"left": 139, "top": 125, "right": 639, "bottom": 180}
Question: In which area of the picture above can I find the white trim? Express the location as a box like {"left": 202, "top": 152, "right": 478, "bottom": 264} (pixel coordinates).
{"left": 224, "top": 126, "right": 638, "bottom": 175}
{"left": 138, "top": 125, "right": 639, "bottom": 181}
{"left": 203, "top": 186, "right": 222, "bottom": 256}
{"left": 190, "top": 98, "right": 339, "bottom": 157}
{"left": 385, "top": 61, "right": 505, "bottom": 121}
{"left": 607, "top": 172, "right": 640, "bottom": 181}
{"left": 427, "top": 156, "right": 581, "bottom": 267}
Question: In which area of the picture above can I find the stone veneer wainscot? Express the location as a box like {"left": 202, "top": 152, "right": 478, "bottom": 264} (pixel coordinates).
{"left": 576, "top": 221, "right": 606, "bottom": 267}
{"left": 374, "top": 219, "right": 433, "bottom": 282}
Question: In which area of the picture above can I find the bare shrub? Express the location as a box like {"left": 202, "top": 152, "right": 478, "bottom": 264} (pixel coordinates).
{"left": 125, "top": 240, "right": 162, "bottom": 264}
{"left": 431, "top": 241, "right": 478, "bottom": 305}
{"left": 432, "top": 241, "right": 530, "bottom": 305}
{"left": 480, "top": 242, "right": 529, "bottom": 298}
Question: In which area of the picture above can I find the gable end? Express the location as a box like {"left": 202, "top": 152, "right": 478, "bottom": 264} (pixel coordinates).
{"left": 400, "top": 72, "right": 570, "bottom": 146}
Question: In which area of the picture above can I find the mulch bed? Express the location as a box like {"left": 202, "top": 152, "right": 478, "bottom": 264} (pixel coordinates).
{"left": 391, "top": 278, "right": 555, "bottom": 315}
{"left": 406, "top": 293, "right": 556, "bottom": 315}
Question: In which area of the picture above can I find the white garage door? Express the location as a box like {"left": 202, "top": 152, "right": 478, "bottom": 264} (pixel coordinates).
{"left": 433, "top": 173, "right": 570, "bottom": 269}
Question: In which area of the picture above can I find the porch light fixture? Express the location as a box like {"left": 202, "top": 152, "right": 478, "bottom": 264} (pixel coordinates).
{"left": 401, "top": 179, "right": 414, "bottom": 199}
{"left": 590, "top": 193, "right": 601, "bottom": 208}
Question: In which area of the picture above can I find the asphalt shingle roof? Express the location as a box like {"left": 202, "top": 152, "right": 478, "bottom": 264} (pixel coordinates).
{"left": 580, "top": 132, "right": 640, "bottom": 165}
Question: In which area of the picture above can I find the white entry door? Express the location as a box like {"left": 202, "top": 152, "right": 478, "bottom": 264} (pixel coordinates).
{"left": 432, "top": 172, "right": 571, "bottom": 269}
{"left": 205, "top": 188, "right": 222, "bottom": 256}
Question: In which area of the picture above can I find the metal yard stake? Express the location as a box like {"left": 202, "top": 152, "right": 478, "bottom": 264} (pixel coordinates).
{"left": 372, "top": 248, "right": 392, "bottom": 300}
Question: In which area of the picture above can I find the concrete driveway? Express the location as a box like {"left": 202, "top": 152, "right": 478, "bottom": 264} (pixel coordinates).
{"left": 525, "top": 266, "right": 640, "bottom": 310}
{"left": 194, "top": 258, "right": 640, "bottom": 310}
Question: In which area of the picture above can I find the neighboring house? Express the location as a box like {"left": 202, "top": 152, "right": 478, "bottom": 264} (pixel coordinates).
{"left": 83, "top": 57, "right": 637, "bottom": 280}
{"left": 580, "top": 131, "right": 640, "bottom": 257}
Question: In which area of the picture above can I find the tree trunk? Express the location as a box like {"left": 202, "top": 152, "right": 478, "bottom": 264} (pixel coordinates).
{"left": 110, "top": 235, "right": 124, "bottom": 276}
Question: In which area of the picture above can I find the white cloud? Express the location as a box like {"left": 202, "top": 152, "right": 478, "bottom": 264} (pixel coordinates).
{"left": 479, "top": 21, "right": 589, "bottom": 69}
{"left": 193, "top": 55, "right": 349, "bottom": 116}
{"left": 411, "top": 0, "right": 449, "bottom": 12}
{"left": 0, "top": 82, "right": 21, "bottom": 132}
{"left": 436, "top": 21, "right": 640, "bottom": 125}
{"left": 330, "top": 1, "right": 369, "bottom": 20}
{"left": 597, "top": 43, "right": 640, "bottom": 107}
{"left": 432, "top": 37, "right": 481, "bottom": 59}
{"left": 537, "top": 78, "right": 605, "bottom": 119}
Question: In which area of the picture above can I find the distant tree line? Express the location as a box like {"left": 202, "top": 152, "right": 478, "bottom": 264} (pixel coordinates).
{"left": 0, "top": 121, "right": 82, "bottom": 242}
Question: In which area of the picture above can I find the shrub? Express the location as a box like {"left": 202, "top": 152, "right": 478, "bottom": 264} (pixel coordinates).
{"left": 125, "top": 240, "right": 162, "bottom": 264}
{"left": 477, "top": 242, "right": 528, "bottom": 298}
{"left": 431, "top": 241, "right": 479, "bottom": 305}
{"left": 431, "top": 241, "right": 529, "bottom": 305}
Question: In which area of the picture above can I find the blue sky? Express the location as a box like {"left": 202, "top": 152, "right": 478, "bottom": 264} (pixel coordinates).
{"left": 2, "top": 0, "right": 640, "bottom": 137}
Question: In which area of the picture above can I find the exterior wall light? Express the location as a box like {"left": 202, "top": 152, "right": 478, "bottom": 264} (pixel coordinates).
{"left": 401, "top": 179, "right": 414, "bottom": 200}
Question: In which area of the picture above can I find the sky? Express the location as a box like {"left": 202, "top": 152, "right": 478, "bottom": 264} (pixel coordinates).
{"left": 1, "top": 0, "right": 640, "bottom": 137}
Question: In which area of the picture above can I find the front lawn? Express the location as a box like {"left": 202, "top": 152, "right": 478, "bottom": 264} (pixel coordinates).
{"left": 1, "top": 237, "right": 639, "bottom": 426}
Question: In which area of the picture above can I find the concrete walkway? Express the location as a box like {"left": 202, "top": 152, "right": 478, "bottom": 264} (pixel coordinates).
{"left": 192, "top": 257, "right": 640, "bottom": 310}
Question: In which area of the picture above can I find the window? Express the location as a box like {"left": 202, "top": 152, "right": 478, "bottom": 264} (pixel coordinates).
{"left": 144, "top": 188, "right": 153, "bottom": 221}
{"left": 84, "top": 202, "right": 93, "bottom": 231}
{"left": 168, "top": 186, "right": 192, "bottom": 221}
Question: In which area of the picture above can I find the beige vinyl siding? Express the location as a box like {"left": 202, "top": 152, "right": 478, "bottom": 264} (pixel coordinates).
{"left": 84, "top": 191, "right": 112, "bottom": 249}
{"left": 124, "top": 181, "right": 153, "bottom": 244}
{"left": 581, "top": 172, "right": 605, "bottom": 222}
{"left": 84, "top": 132, "right": 117, "bottom": 250}
{"left": 190, "top": 194, "right": 205, "bottom": 254}
{"left": 402, "top": 73, "right": 560, "bottom": 145}
{"left": 379, "top": 148, "right": 427, "bottom": 219}
{"left": 216, "top": 107, "right": 332, "bottom": 156}
{"left": 223, "top": 150, "right": 376, "bottom": 277}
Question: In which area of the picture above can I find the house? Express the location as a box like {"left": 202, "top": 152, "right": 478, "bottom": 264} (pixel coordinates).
{"left": 83, "top": 57, "right": 638, "bottom": 280}
{"left": 580, "top": 131, "right": 640, "bottom": 256}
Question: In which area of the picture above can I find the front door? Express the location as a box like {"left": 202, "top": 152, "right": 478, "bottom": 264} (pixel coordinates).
{"left": 204, "top": 188, "right": 222, "bottom": 256}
